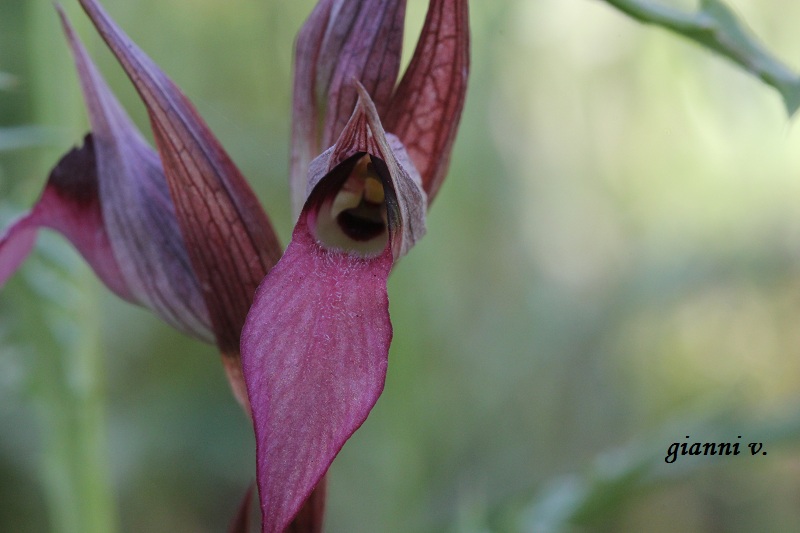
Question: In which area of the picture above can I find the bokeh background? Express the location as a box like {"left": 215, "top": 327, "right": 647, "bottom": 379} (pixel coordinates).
{"left": 4, "top": 0, "right": 800, "bottom": 531}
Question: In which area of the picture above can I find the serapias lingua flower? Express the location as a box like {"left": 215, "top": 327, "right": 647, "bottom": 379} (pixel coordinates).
{"left": 0, "top": 0, "right": 469, "bottom": 531}
{"left": 244, "top": 0, "right": 469, "bottom": 530}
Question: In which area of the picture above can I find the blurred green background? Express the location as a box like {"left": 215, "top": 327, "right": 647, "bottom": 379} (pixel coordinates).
{"left": 3, "top": 0, "right": 800, "bottom": 531}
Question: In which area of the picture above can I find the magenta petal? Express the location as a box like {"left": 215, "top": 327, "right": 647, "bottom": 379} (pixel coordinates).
{"left": 0, "top": 214, "right": 37, "bottom": 288}
{"left": 0, "top": 137, "right": 132, "bottom": 300}
{"left": 241, "top": 215, "right": 392, "bottom": 533}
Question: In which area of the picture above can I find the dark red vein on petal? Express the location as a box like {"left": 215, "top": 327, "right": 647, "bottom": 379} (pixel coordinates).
{"left": 385, "top": 0, "right": 469, "bottom": 203}
{"left": 291, "top": 0, "right": 407, "bottom": 220}
{"left": 321, "top": 0, "right": 407, "bottom": 149}
{"left": 78, "top": 0, "right": 281, "bottom": 354}
{"left": 57, "top": 9, "right": 213, "bottom": 340}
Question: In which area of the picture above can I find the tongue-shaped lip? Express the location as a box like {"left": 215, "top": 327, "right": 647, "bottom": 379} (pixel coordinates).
{"left": 241, "top": 86, "right": 426, "bottom": 532}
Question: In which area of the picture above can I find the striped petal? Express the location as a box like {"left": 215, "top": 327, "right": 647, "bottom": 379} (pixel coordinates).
{"left": 61, "top": 8, "right": 212, "bottom": 340}
{"left": 78, "top": 0, "right": 282, "bottom": 388}
{"left": 385, "top": 0, "right": 470, "bottom": 202}
{"left": 1, "top": 10, "right": 214, "bottom": 342}
{"left": 290, "top": 0, "right": 407, "bottom": 218}
{"left": 242, "top": 86, "right": 424, "bottom": 533}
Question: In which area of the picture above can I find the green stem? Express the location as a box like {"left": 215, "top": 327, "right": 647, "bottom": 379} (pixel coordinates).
{"left": 27, "top": 2, "right": 118, "bottom": 532}
{"left": 598, "top": 0, "right": 800, "bottom": 115}
{"left": 34, "top": 264, "right": 118, "bottom": 533}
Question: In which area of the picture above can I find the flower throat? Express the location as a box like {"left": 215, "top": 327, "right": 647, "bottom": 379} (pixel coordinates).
{"left": 314, "top": 154, "right": 389, "bottom": 256}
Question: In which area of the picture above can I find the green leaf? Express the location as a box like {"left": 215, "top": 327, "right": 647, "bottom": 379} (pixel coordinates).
{"left": 601, "top": 0, "right": 800, "bottom": 115}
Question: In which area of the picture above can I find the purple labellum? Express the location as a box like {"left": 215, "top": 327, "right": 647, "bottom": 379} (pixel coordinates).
{"left": 1, "top": 1, "right": 470, "bottom": 531}
{"left": 243, "top": 86, "right": 425, "bottom": 532}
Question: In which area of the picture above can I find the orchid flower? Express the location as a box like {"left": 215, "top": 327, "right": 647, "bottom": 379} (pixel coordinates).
{"left": 0, "top": 0, "right": 468, "bottom": 531}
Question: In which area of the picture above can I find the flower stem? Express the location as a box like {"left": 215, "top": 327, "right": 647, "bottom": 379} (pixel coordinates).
{"left": 33, "top": 261, "right": 119, "bottom": 533}
{"left": 26, "top": 2, "right": 118, "bottom": 532}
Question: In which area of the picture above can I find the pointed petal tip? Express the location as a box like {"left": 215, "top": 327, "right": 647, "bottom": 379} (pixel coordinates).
{"left": 78, "top": 0, "right": 282, "bottom": 350}
{"left": 386, "top": 0, "right": 470, "bottom": 202}
{"left": 320, "top": 84, "right": 426, "bottom": 259}
{"left": 290, "top": 0, "right": 408, "bottom": 220}
{"left": 57, "top": 5, "right": 216, "bottom": 341}
{"left": 56, "top": 3, "right": 82, "bottom": 48}
{"left": 242, "top": 217, "right": 392, "bottom": 533}
{"left": 285, "top": 478, "right": 326, "bottom": 533}
{"left": 0, "top": 214, "right": 39, "bottom": 289}
{"left": 353, "top": 80, "right": 378, "bottom": 117}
